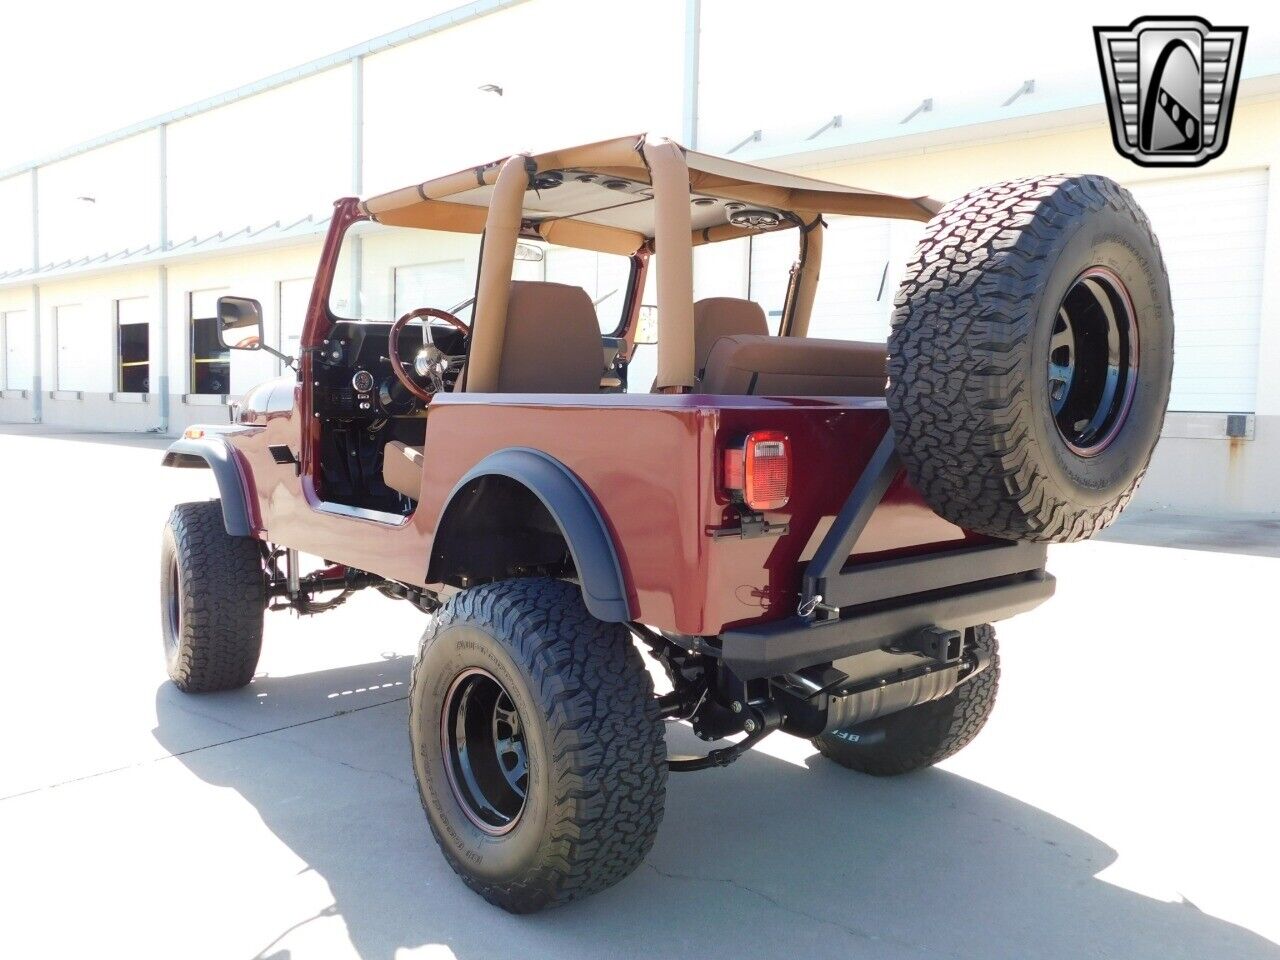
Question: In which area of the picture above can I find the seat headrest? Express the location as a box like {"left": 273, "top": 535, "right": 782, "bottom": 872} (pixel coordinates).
{"left": 694, "top": 297, "right": 769, "bottom": 374}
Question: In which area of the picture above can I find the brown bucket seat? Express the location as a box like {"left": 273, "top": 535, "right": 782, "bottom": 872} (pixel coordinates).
{"left": 383, "top": 281, "right": 603, "bottom": 500}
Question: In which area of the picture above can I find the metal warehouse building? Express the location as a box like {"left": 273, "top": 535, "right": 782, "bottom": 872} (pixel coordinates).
{"left": 2, "top": 0, "right": 1278, "bottom": 517}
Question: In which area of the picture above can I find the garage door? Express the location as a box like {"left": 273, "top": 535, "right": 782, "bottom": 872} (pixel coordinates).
{"left": 1126, "top": 169, "right": 1268, "bottom": 412}
{"left": 55, "top": 304, "right": 95, "bottom": 391}
{"left": 3, "top": 310, "right": 32, "bottom": 389}
{"left": 747, "top": 216, "right": 925, "bottom": 342}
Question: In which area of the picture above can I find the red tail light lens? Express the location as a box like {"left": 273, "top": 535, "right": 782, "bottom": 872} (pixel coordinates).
{"left": 722, "top": 431, "right": 790, "bottom": 510}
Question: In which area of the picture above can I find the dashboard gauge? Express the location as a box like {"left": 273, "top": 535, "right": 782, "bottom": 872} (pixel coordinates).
{"left": 351, "top": 369, "right": 375, "bottom": 393}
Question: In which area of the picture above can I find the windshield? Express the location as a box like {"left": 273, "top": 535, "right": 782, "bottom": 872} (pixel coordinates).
{"left": 329, "top": 220, "right": 632, "bottom": 334}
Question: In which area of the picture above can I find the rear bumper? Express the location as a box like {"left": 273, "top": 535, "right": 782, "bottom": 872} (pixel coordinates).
{"left": 720, "top": 559, "right": 1054, "bottom": 680}
{"left": 719, "top": 428, "right": 1056, "bottom": 681}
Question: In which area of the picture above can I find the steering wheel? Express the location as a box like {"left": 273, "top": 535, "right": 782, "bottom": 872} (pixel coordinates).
{"left": 387, "top": 307, "right": 470, "bottom": 404}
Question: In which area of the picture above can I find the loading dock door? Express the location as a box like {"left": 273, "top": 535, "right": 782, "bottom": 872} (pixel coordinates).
{"left": 1127, "top": 169, "right": 1268, "bottom": 412}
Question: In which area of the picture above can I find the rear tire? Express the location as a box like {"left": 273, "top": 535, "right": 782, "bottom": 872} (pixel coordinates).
{"left": 160, "top": 500, "right": 265, "bottom": 692}
{"left": 409, "top": 578, "right": 666, "bottom": 913}
{"left": 888, "top": 175, "right": 1174, "bottom": 543}
{"left": 813, "top": 625, "right": 999, "bottom": 776}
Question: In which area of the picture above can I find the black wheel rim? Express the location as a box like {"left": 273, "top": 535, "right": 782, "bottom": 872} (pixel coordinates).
{"left": 441, "top": 668, "right": 529, "bottom": 835}
{"left": 1048, "top": 267, "right": 1139, "bottom": 457}
{"left": 165, "top": 559, "right": 181, "bottom": 657}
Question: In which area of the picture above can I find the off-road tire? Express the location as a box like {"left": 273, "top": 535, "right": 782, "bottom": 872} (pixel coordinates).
{"left": 812, "top": 625, "right": 999, "bottom": 776}
{"left": 160, "top": 500, "right": 266, "bottom": 692}
{"left": 888, "top": 175, "right": 1173, "bottom": 543}
{"left": 409, "top": 578, "right": 666, "bottom": 913}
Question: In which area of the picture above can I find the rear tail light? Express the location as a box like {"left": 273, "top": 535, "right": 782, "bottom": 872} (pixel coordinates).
{"left": 722, "top": 431, "right": 791, "bottom": 510}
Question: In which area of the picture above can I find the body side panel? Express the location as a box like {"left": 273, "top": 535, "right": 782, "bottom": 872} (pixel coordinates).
{"left": 219, "top": 390, "right": 970, "bottom": 636}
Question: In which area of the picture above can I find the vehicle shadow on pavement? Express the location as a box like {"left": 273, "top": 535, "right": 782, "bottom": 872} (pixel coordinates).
{"left": 153, "top": 661, "right": 1279, "bottom": 960}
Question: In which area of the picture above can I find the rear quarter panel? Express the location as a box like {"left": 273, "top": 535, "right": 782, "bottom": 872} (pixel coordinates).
{"left": 419, "top": 394, "right": 969, "bottom": 635}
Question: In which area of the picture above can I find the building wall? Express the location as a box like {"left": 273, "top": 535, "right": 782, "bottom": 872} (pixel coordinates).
{"left": 0, "top": 241, "right": 325, "bottom": 434}
{"left": 797, "top": 97, "right": 1280, "bottom": 516}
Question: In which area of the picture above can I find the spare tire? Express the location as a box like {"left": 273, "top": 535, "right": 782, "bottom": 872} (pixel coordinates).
{"left": 887, "top": 175, "right": 1173, "bottom": 543}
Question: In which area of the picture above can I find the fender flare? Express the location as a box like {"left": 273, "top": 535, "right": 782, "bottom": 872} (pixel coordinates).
{"left": 161, "top": 437, "right": 254, "bottom": 537}
{"left": 436, "top": 448, "right": 631, "bottom": 622}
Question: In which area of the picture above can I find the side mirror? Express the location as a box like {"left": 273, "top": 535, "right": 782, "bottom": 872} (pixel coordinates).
{"left": 634, "top": 304, "right": 659, "bottom": 346}
{"left": 218, "top": 296, "right": 264, "bottom": 351}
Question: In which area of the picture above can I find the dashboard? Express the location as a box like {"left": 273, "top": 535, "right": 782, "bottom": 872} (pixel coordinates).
{"left": 312, "top": 321, "right": 467, "bottom": 420}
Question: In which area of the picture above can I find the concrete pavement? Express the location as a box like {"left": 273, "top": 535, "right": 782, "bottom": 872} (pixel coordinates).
{"left": 1, "top": 424, "right": 1277, "bottom": 959}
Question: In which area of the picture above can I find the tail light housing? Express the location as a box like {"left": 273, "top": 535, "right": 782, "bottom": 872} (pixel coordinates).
{"left": 722, "top": 431, "right": 791, "bottom": 510}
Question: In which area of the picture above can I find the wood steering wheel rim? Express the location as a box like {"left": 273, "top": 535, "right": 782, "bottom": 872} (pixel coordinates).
{"left": 387, "top": 307, "right": 470, "bottom": 403}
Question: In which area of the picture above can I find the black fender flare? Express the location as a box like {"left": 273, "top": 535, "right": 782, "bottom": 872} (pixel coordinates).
{"left": 435, "top": 448, "right": 631, "bottom": 622}
{"left": 161, "top": 437, "right": 254, "bottom": 537}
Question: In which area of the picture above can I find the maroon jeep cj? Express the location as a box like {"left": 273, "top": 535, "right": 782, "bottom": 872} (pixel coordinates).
{"left": 160, "top": 135, "right": 1173, "bottom": 911}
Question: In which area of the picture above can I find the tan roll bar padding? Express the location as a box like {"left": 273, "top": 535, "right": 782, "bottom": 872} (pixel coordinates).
{"left": 643, "top": 139, "right": 696, "bottom": 393}
{"left": 465, "top": 154, "right": 529, "bottom": 393}
{"left": 786, "top": 218, "right": 824, "bottom": 338}
{"left": 536, "top": 219, "right": 645, "bottom": 257}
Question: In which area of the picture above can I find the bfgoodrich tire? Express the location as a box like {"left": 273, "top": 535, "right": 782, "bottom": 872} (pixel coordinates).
{"left": 888, "top": 175, "right": 1173, "bottom": 543}
{"left": 813, "top": 625, "right": 999, "bottom": 776}
{"left": 160, "top": 500, "right": 266, "bottom": 692}
{"left": 409, "top": 578, "right": 666, "bottom": 913}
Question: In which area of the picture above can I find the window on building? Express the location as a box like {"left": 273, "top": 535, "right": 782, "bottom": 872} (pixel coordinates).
{"left": 55, "top": 304, "right": 92, "bottom": 391}
{"left": 189, "top": 289, "right": 229, "bottom": 395}
{"left": 116, "top": 297, "right": 150, "bottom": 393}
{"left": 2, "top": 311, "right": 32, "bottom": 390}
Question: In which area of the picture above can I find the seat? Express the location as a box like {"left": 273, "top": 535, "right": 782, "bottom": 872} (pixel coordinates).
{"left": 492, "top": 281, "right": 605, "bottom": 394}
{"left": 383, "top": 440, "right": 424, "bottom": 499}
{"left": 698, "top": 334, "right": 887, "bottom": 397}
{"left": 694, "top": 297, "right": 769, "bottom": 379}
{"left": 383, "top": 281, "right": 603, "bottom": 500}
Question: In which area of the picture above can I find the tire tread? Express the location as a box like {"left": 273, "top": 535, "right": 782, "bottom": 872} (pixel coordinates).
{"left": 888, "top": 175, "right": 1169, "bottom": 542}
{"left": 412, "top": 578, "right": 666, "bottom": 913}
{"left": 162, "top": 500, "right": 265, "bottom": 692}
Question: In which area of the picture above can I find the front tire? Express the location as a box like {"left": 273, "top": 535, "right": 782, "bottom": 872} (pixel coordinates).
{"left": 813, "top": 625, "right": 999, "bottom": 776}
{"left": 160, "top": 500, "right": 266, "bottom": 692}
{"left": 410, "top": 578, "right": 666, "bottom": 913}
